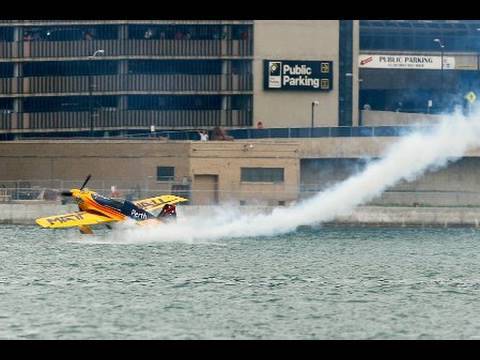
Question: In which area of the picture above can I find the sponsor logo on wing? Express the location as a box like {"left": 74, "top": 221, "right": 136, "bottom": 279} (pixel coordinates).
{"left": 47, "top": 213, "right": 85, "bottom": 225}
{"left": 137, "top": 199, "right": 167, "bottom": 210}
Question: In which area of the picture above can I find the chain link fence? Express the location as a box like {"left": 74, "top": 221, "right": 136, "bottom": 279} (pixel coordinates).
{"left": 0, "top": 178, "right": 188, "bottom": 202}
{"left": 0, "top": 178, "right": 299, "bottom": 205}
{"left": 2, "top": 179, "right": 480, "bottom": 207}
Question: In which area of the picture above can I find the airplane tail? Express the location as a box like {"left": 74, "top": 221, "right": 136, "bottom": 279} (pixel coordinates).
{"left": 157, "top": 204, "right": 177, "bottom": 221}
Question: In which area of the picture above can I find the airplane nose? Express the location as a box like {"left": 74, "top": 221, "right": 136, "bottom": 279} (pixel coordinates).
{"left": 61, "top": 191, "right": 73, "bottom": 197}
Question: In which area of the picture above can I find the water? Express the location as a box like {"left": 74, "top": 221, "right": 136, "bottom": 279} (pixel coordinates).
{"left": 4, "top": 111, "right": 480, "bottom": 339}
{"left": 2, "top": 224, "right": 480, "bottom": 339}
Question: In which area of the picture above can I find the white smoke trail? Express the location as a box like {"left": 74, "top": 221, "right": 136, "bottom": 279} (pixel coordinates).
{"left": 111, "top": 111, "right": 480, "bottom": 243}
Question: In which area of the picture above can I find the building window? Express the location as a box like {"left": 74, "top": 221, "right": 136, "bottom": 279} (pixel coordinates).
{"left": 241, "top": 168, "right": 284, "bottom": 183}
{"left": 157, "top": 166, "right": 175, "bottom": 181}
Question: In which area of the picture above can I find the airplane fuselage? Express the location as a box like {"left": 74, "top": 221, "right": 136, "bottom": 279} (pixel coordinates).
{"left": 71, "top": 189, "right": 155, "bottom": 222}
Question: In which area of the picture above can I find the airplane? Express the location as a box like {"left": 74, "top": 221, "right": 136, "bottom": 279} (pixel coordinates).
{"left": 35, "top": 175, "right": 188, "bottom": 234}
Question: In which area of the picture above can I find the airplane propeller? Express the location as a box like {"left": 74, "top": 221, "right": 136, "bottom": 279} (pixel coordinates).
{"left": 61, "top": 174, "right": 92, "bottom": 197}
{"left": 80, "top": 174, "right": 92, "bottom": 191}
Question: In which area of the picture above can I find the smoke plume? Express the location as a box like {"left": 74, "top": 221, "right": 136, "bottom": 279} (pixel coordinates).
{"left": 109, "top": 111, "right": 480, "bottom": 243}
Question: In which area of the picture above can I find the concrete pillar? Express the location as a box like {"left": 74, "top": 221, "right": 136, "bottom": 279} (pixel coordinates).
{"left": 13, "top": 26, "right": 21, "bottom": 59}
{"left": 118, "top": 59, "right": 128, "bottom": 111}
{"left": 222, "top": 59, "right": 229, "bottom": 74}
{"left": 338, "top": 20, "right": 354, "bottom": 127}
{"left": 221, "top": 61, "right": 230, "bottom": 111}
{"left": 222, "top": 96, "right": 229, "bottom": 110}
{"left": 119, "top": 24, "right": 128, "bottom": 40}
{"left": 12, "top": 62, "right": 21, "bottom": 95}
{"left": 221, "top": 58, "right": 230, "bottom": 125}
{"left": 13, "top": 99, "right": 22, "bottom": 113}
{"left": 222, "top": 25, "right": 229, "bottom": 40}
{"left": 13, "top": 26, "right": 21, "bottom": 42}
{"left": 12, "top": 97, "right": 22, "bottom": 130}
{"left": 221, "top": 58, "right": 229, "bottom": 92}
{"left": 13, "top": 63, "right": 21, "bottom": 77}
{"left": 118, "top": 96, "right": 128, "bottom": 110}
{"left": 118, "top": 60, "right": 128, "bottom": 74}
{"left": 352, "top": 20, "right": 360, "bottom": 127}
{"left": 13, "top": 27, "right": 22, "bottom": 119}
{"left": 221, "top": 96, "right": 230, "bottom": 126}
{"left": 220, "top": 25, "right": 230, "bottom": 56}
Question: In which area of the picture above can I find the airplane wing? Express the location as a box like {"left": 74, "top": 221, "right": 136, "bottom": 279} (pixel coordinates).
{"left": 36, "top": 211, "right": 116, "bottom": 229}
{"left": 133, "top": 195, "right": 188, "bottom": 212}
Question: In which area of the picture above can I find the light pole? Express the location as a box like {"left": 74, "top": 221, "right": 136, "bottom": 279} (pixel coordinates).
{"left": 88, "top": 49, "right": 105, "bottom": 137}
{"left": 433, "top": 38, "right": 445, "bottom": 110}
{"left": 476, "top": 28, "right": 480, "bottom": 88}
{"left": 346, "top": 72, "right": 364, "bottom": 125}
{"left": 311, "top": 100, "right": 319, "bottom": 130}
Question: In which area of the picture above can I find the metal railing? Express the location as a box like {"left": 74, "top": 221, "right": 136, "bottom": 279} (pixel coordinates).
{"left": 0, "top": 178, "right": 298, "bottom": 204}
{"left": 227, "top": 126, "right": 421, "bottom": 139}
{"left": 0, "top": 74, "right": 253, "bottom": 95}
{"left": 0, "top": 20, "right": 254, "bottom": 26}
{"left": 0, "top": 109, "right": 253, "bottom": 132}
{"left": 0, "top": 178, "right": 191, "bottom": 202}
{"left": 0, "top": 39, "right": 253, "bottom": 60}
{"left": 0, "top": 41, "right": 14, "bottom": 58}
{"left": 0, "top": 124, "right": 431, "bottom": 140}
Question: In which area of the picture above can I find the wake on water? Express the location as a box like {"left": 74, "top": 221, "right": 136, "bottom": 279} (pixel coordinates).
{"left": 104, "top": 110, "right": 480, "bottom": 244}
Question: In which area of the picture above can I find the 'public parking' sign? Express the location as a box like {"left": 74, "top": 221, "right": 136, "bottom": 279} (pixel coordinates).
{"left": 264, "top": 60, "right": 333, "bottom": 91}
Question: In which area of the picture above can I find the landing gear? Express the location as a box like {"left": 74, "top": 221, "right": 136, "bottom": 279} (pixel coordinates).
{"left": 79, "top": 225, "right": 93, "bottom": 235}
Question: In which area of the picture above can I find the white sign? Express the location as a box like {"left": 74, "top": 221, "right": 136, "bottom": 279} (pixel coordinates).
{"left": 268, "top": 61, "right": 282, "bottom": 88}
{"left": 359, "top": 54, "right": 455, "bottom": 70}
{"left": 265, "top": 60, "right": 333, "bottom": 91}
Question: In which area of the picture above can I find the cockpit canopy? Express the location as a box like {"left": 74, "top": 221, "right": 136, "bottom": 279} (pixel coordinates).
{"left": 92, "top": 193, "right": 125, "bottom": 212}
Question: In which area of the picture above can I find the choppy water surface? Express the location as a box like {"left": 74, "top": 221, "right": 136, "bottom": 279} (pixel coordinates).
{"left": 2, "top": 224, "right": 480, "bottom": 339}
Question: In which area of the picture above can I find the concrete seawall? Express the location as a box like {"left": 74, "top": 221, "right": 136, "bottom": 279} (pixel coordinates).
{"left": 2, "top": 201, "right": 480, "bottom": 227}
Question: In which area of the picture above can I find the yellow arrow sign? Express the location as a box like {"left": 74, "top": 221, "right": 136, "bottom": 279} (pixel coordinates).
{"left": 465, "top": 91, "right": 477, "bottom": 104}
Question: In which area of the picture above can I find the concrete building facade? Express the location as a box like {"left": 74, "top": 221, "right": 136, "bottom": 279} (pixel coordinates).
{"left": 359, "top": 20, "right": 480, "bottom": 119}
{"left": 252, "top": 20, "right": 360, "bottom": 128}
{"left": 0, "top": 20, "right": 359, "bottom": 136}
{"left": 3, "top": 20, "right": 480, "bottom": 134}
{"left": 3, "top": 138, "right": 480, "bottom": 207}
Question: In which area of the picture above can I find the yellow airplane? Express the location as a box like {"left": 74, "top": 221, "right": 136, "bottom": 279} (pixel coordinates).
{"left": 35, "top": 175, "right": 188, "bottom": 234}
